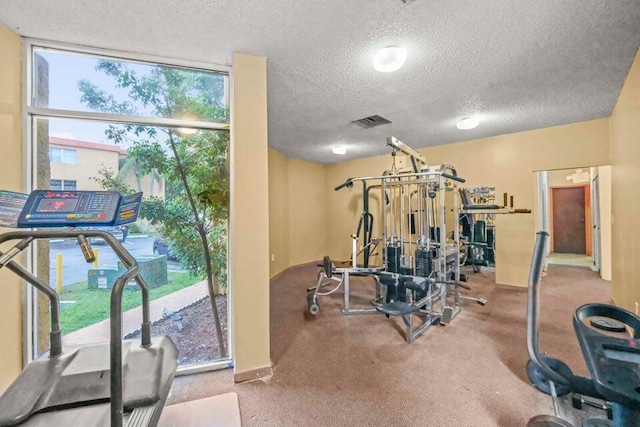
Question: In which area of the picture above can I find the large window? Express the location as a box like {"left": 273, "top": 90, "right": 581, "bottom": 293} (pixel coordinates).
{"left": 26, "top": 42, "right": 231, "bottom": 373}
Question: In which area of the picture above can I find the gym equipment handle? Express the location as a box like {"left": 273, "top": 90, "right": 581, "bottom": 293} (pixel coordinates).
{"left": 527, "top": 231, "right": 571, "bottom": 388}
{"left": 528, "top": 232, "right": 547, "bottom": 287}
{"left": 441, "top": 173, "right": 465, "bottom": 183}
{"left": 335, "top": 179, "right": 353, "bottom": 191}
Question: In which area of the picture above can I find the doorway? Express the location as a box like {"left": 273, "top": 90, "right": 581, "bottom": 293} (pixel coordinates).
{"left": 534, "top": 166, "right": 612, "bottom": 279}
{"left": 550, "top": 185, "right": 590, "bottom": 255}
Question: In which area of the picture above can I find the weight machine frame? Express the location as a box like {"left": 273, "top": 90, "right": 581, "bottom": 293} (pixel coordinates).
{"left": 310, "top": 160, "right": 477, "bottom": 342}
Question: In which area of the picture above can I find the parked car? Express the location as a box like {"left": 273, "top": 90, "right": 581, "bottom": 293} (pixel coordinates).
{"left": 153, "top": 237, "right": 176, "bottom": 259}
{"left": 86, "top": 226, "right": 127, "bottom": 244}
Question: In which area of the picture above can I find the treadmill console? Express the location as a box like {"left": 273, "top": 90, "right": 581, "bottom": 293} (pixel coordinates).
{"left": 17, "top": 190, "right": 130, "bottom": 228}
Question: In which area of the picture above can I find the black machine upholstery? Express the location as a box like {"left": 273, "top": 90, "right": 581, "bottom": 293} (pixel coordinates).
{"left": 459, "top": 188, "right": 502, "bottom": 210}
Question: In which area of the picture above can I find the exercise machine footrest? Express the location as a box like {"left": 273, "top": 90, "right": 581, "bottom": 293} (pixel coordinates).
{"left": 376, "top": 302, "right": 420, "bottom": 316}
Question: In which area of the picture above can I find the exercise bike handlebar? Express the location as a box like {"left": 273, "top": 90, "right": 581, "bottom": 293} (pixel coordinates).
{"left": 527, "top": 231, "right": 571, "bottom": 388}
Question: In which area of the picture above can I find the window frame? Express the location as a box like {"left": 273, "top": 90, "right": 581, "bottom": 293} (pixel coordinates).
{"left": 22, "top": 38, "right": 234, "bottom": 376}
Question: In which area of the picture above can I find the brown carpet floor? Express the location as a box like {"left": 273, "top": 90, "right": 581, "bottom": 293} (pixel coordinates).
{"left": 167, "top": 263, "right": 611, "bottom": 426}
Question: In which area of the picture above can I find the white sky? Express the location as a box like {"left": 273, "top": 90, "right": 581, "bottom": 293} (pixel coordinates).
{"left": 38, "top": 50, "right": 179, "bottom": 146}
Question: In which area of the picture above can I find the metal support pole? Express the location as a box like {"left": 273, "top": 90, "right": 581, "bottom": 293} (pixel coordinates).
{"left": 56, "top": 253, "right": 63, "bottom": 293}
{"left": 110, "top": 264, "right": 140, "bottom": 427}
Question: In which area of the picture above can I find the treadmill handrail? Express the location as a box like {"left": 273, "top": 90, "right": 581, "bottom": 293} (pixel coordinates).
{"left": 0, "top": 229, "right": 155, "bottom": 427}
{"left": 111, "top": 263, "right": 141, "bottom": 427}
{"left": 0, "top": 229, "right": 152, "bottom": 347}
{"left": 0, "top": 244, "right": 63, "bottom": 357}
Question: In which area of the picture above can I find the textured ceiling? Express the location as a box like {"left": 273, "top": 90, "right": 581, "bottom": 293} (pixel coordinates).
{"left": 1, "top": 0, "right": 639, "bottom": 163}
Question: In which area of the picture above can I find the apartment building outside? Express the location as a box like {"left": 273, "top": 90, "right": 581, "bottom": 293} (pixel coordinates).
{"left": 48, "top": 136, "right": 165, "bottom": 199}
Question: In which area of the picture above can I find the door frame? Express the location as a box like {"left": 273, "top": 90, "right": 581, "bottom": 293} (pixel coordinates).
{"left": 591, "top": 176, "right": 601, "bottom": 271}
{"left": 549, "top": 184, "right": 591, "bottom": 255}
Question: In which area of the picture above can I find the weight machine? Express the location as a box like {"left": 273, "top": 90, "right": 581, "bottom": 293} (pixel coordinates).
{"left": 459, "top": 187, "right": 531, "bottom": 270}
{"left": 308, "top": 137, "right": 487, "bottom": 343}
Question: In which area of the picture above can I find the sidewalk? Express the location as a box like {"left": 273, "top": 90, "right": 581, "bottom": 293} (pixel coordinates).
{"left": 63, "top": 280, "right": 209, "bottom": 345}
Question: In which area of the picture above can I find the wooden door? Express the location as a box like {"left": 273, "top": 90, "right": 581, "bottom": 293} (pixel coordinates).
{"left": 551, "top": 186, "right": 590, "bottom": 254}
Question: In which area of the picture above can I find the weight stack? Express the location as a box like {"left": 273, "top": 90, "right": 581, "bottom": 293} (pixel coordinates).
{"left": 379, "top": 272, "right": 407, "bottom": 303}
{"left": 399, "top": 266, "right": 414, "bottom": 276}
{"left": 487, "top": 227, "right": 495, "bottom": 263}
{"left": 415, "top": 248, "right": 433, "bottom": 278}
{"left": 386, "top": 245, "right": 401, "bottom": 273}
{"left": 474, "top": 220, "right": 487, "bottom": 243}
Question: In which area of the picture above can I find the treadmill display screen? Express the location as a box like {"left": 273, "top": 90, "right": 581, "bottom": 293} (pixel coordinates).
{"left": 17, "top": 190, "right": 123, "bottom": 227}
{"left": 37, "top": 198, "right": 79, "bottom": 213}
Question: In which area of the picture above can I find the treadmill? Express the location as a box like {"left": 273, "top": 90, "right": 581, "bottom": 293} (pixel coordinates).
{"left": 0, "top": 190, "right": 178, "bottom": 427}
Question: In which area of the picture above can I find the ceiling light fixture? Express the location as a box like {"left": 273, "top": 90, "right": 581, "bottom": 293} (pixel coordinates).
{"left": 456, "top": 116, "right": 480, "bottom": 130}
{"left": 373, "top": 47, "right": 407, "bottom": 72}
{"left": 332, "top": 145, "right": 347, "bottom": 155}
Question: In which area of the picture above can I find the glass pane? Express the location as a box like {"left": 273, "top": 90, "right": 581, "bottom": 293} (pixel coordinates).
{"left": 49, "top": 147, "right": 62, "bottom": 163}
{"left": 34, "top": 117, "right": 230, "bottom": 368}
{"left": 61, "top": 149, "right": 77, "bottom": 164}
{"left": 50, "top": 179, "right": 62, "bottom": 190}
{"left": 33, "top": 48, "right": 229, "bottom": 124}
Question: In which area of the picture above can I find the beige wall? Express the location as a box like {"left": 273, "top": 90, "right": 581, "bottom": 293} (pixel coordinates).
{"left": 0, "top": 25, "right": 23, "bottom": 393}
{"left": 325, "top": 119, "right": 610, "bottom": 286}
{"left": 231, "top": 52, "right": 271, "bottom": 378}
{"left": 268, "top": 148, "right": 291, "bottom": 276}
{"left": 547, "top": 168, "right": 591, "bottom": 187}
{"left": 610, "top": 48, "right": 640, "bottom": 311}
{"left": 268, "top": 148, "right": 328, "bottom": 277}
{"left": 287, "top": 158, "right": 326, "bottom": 266}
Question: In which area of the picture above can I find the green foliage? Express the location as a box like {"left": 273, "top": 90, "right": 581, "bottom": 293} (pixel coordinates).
{"left": 59, "top": 272, "right": 203, "bottom": 334}
{"left": 90, "top": 164, "right": 135, "bottom": 195}
{"left": 80, "top": 59, "right": 229, "bottom": 288}
{"left": 127, "top": 222, "right": 142, "bottom": 234}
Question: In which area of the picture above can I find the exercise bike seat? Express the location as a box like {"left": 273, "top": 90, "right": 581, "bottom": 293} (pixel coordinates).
{"left": 574, "top": 303, "right": 640, "bottom": 410}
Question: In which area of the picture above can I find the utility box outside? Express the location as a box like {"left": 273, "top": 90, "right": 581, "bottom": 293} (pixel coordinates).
{"left": 88, "top": 255, "right": 168, "bottom": 290}
{"left": 118, "top": 255, "right": 168, "bottom": 289}
{"left": 88, "top": 268, "right": 120, "bottom": 290}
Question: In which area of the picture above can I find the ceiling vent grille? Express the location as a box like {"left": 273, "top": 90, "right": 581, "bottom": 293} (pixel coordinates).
{"left": 352, "top": 115, "right": 392, "bottom": 129}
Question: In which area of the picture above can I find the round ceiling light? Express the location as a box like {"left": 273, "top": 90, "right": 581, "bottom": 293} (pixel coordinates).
{"left": 456, "top": 116, "right": 480, "bottom": 130}
{"left": 373, "top": 47, "right": 407, "bottom": 72}
{"left": 332, "top": 145, "right": 347, "bottom": 155}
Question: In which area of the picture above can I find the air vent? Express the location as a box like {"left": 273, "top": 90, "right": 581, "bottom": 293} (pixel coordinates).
{"left": 352, "top": 115, "right": 392, "bottom": 129}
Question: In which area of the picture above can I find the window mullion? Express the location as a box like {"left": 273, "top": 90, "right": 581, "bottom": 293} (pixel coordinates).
{"left": 27, "top": 109, "right": 230, "bottom": 132}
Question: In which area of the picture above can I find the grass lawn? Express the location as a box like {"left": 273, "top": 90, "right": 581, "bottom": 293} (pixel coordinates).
{"left": 59, "top": 271, "right": 204, "bottom": 334}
